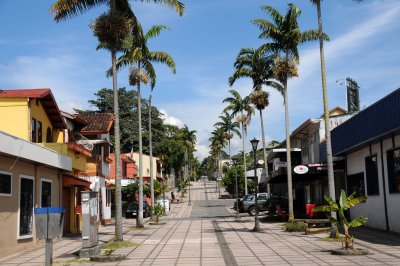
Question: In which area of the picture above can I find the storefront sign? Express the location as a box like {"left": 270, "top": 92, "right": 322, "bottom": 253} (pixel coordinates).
{"left": 294, "top": 165, "right": 309, "bottom": 174}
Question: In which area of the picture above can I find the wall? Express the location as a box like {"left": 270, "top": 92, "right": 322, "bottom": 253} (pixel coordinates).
{"left": 0, "top": 156, "right": 61, "bottom": 259}
{"left": 346, "top": 135, "right": 400, "bottom": 232}
{"left": 130, "top": 153, "right": 159, "bottom": 179}
{"left": 0, "top": 98, "right": 29, "bottom": 140}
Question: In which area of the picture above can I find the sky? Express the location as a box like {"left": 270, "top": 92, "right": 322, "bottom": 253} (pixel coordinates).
{"left": 1, "top": 0, "right": 400, "bottom": 160}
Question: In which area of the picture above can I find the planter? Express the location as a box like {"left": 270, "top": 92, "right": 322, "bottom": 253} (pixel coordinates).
{"left": 149, "top": 221, "right": 167, "bottom": 225}
{"left": 331, "top": 248, "right": 369, "bottom": 256}
{"left": 90, "top": 254, "right": 126, "bottom": 262}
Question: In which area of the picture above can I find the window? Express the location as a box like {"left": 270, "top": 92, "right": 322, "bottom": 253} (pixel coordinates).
{"left": 257, "top": 194, "right": 267, "bottom": 200}
{"left": 365, "top": 155, "right": 379, "bottom": 195}
{"left": 106, "top": 188, "right": 112, "bottom": 207}
{"left": 347, "top": 172, "right": 365, "bottom": 197}
{"left": 387, "top": 148, "right": 400, "bottom": 193}
{"left": 41, "top": 179, "right": 52, "bottom": 207}
{"left": 46, "top": 127, "right": 52, "bottom": 143}
{"left": 0, "top": 171, "right": 12, "bottom": 196}
{"left": 31, "top": 118, "right": 36, "bottom": 142}
{"left": 37, "top": 121, "right": 43, "bottom": 142}
{"left": 19, "top": 175, "right": 34, "bottom": 238}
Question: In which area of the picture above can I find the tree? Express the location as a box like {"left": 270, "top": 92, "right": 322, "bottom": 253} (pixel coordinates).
{"left": 51, "top": 0, "right": 184, "bottom": 241}
{"left": 314, "top": 190, "right": 367, "bottom": 249}
{"left": 214, "top": 111, "right": 241, "bottom": 159}
{"left": 77, "top": 87, "right": 165, "bottom": 154}
{"left": 229, "top": 47, "right": 282, "bottom": 199}
{"left": 252, "top": 3, "right": 323, "bottom": 221}
{"left": 223, "top": 89, "right": 254, "bottom": 194}
{"left": 117, "top": 24, "right": 176, "bottom": 227}
{"left": 178, "top": 125, "right": 197, "bottom": 200}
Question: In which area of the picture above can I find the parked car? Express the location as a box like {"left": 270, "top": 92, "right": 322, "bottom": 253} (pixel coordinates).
{"left": 156, "top": 196, "right": 170, "bottom": 211}
{"left": 125, "top": 201, "right": 151, "bottom": 218}
{"left": 234, "top": 193, "right": 269, "bottom": 216}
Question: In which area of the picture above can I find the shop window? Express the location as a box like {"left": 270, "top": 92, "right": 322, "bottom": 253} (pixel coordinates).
{"left": 19, "top": 175, "right": 34, "bottom": 238}
{"left": 365, "top": 155, "right": 379, "bottom": 195}
{"left": 0, "top": 171, "right": 12, "bottom": 196}
{"left": 347, "top": 172, "right": 365, "bottom": 197}
{"left": 37, "top": 121, "right": 43, "bottom": 143}
{"left": 31, "top": 118, "right": 36, "bottom": 142}
{"left": 41, "top": 179, "right": 52, "bottom": 207}
{"left": 387, "top": 148, "right": 400, "bottom": 193}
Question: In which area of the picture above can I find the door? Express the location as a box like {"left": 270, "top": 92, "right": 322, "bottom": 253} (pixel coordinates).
{"left": 63, "top": 187, "right": 71, "bottom": 234}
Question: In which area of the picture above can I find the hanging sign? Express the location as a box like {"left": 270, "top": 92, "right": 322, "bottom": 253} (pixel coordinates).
{"left": 294, "top": 165, "right": 309, "bottom": 174}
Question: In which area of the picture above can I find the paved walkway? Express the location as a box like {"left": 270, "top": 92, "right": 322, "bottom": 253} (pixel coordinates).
{"left": 1, "top": 181, "right": 400, "bottom": 265}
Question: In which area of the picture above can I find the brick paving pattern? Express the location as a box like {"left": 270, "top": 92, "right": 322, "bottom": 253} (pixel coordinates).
{"left": 1, "top": 181, "right": 400, "bottom": 265}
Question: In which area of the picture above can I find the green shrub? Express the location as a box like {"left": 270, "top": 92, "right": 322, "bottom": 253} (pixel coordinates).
{"left": 282, "top": 221, "right": 307, "bottom": 232}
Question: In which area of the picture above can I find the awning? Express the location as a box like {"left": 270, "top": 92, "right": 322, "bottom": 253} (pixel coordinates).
{"left": 63, "top": 175, "right": 91, "bottom": 189}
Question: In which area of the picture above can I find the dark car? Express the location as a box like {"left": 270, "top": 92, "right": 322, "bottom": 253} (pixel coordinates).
{"left": 125, "top": 201, "right": 151, "bottom": 218}
{"left": 234, "top": 193, "right": 269, "bottom": 216}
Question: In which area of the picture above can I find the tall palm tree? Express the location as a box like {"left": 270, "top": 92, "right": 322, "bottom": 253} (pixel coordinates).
{"left": 179, "top": 125, "right": 197, "bottom": 203}
{"left": 309, "top": 0, "right": 336, "bottom": 236}
{"left": 209, "top": 127, "right": 227, "bottom": 186}
{"left": 51, "top": 0, "right": 183, "bottom": 242}
{"left": 252, "top": 3, "right": 323, "bottom": 221}
{"left": 223, "top": 90, "right": 254, "bottom": 194}
{"left": 214, "top": 111, "right": 241, "bottom": 159}
{"left": 229, "top": 47, "right": 282, "bottom": 199}
{"left": 117, "top": 24, "right": 176, "bottom": 227}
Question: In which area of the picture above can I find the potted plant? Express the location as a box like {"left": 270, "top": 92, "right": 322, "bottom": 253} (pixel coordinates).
{"left": 314, "top": 189, "right": 368, "bottom": 255}
{"left": 149, "top": 205, "right": 166, "bottom": 225}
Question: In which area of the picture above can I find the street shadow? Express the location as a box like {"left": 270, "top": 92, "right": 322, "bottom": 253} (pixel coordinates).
{"left": 259, "top": 215, "right": 286, "bottom": 224}
{"left": 349, "top": 226, "right": 400, "bottom": 247}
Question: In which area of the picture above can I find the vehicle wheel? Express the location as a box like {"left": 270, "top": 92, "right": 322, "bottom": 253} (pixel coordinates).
{"left": 248, "top": 206, "right": 257, "bottom": 216}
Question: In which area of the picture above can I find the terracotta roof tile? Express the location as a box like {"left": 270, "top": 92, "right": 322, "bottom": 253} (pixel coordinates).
{"left": 80, "top": 113, "right": 114, "bottom": 134}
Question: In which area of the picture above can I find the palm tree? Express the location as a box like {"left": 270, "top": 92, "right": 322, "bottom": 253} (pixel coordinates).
{"left": 223, "top": 90, "right": 254, "bottom": 194}
{"left": 214, "top": 111, "right": 241, "bottom": 159}
{"left": 252, "top": 3, "right": 323, "bottom": 221}
{"left": 309, "top": 0, "right": 337, "bottom": 237}
{"left": 179, "top": 125, "right": 197, "bottom": 202}
{"left": 229, "top": 47, "right": 283, "bottom": 199}
{"left": 209, "top": 127, "right": 228, "bottom": 190}
{"left": 118, "top": 24, "right": 176, "bottom": 227}
{"left": 51, "top": 0, "right": 183, "bottom": 242}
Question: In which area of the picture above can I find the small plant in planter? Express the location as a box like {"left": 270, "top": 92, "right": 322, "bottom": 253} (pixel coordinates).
{"left": 314, "top": 189, "right": 368, "bottom": 252}
{"left": 282, "top": 220, "right": 307, "bottom": 232}
{"left": 150, "top": 205, "right": 165, "bottom": 223}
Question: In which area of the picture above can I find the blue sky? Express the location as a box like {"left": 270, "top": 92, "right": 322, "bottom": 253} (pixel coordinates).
{"left": 1, "top": 0, "right": 400, "bottom": 160}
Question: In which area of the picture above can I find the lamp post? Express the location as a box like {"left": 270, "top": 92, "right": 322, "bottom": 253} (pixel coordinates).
{"left": 231, "top": 158, "right": 240, "bottom": 220}
{"left": 250, "top": 137, "right": 260, "bottom": 232}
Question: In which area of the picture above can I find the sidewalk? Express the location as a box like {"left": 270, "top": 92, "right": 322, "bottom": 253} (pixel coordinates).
{"left": 1, "top": 181, "right": 400, "bottom": 265}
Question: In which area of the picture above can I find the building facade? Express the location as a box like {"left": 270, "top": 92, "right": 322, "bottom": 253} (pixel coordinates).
{"left": 332, "top": 88, "right": 400, "bottom": 232}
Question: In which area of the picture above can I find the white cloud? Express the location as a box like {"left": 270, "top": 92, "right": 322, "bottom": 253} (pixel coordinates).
{"left": 159, "top": 109, "right": 184, "bottom": 127}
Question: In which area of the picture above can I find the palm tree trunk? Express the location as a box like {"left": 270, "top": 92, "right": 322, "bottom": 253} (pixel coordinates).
{"left": 149, "top": 94, "right": 154, "bottom": 219}
{"left": 259, "top": 109, "right": 269, "bottom": 197}
{"left": 241, "top": 111, "right": 248, "bottom": 195}
{"left": 110, "top": 0, "right": 123, "bottom": 242}
{"left": 137, "top": 62, "right": 144, "bottom": 228}
{"left": 316, "top": 0, "right": 338, "bottom": 237}
{"left": 112, "top": 49, "right": 123, "bottom": 241}
{"left": 284, "top": 51, "right": 294, "bottom": 221}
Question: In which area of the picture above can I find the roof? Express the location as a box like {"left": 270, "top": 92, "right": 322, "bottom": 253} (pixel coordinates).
{"left": 0, "top": 88, "right": 66, "bottom": 129}
{"left": 79, "top": 113, "right": 114, "bottom": 134}
{"left": 321, "top": 106, "right": 347, "bottom": 117}
{"left": 61, "top": 111, "right": 87, "bottom": 127}
{"left": 332, "top": 88, "right": 400, "bottom": 155}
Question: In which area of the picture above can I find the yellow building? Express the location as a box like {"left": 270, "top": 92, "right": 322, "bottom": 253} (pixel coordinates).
{"left": 0, "top": 89, "right": 93, "bottom": 258}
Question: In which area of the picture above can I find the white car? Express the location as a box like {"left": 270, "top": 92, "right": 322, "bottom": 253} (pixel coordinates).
{"left": 156, "top": 196, "right": 170, "bottom": 211}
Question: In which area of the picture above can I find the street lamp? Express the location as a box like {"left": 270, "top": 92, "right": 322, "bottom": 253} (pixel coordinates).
{"left": 231, "top": 158, "right": 240, "bottom": 220}
{"left": 250, "top": 137, "right": 260, "bottom": 232}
